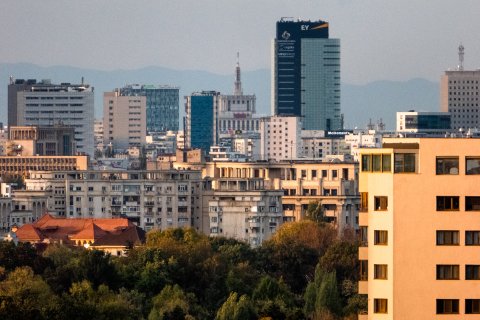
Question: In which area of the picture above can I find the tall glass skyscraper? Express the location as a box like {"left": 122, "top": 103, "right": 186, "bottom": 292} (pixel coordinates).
{"left": 272, "top": 18, "right": 341, "bottom": 131}
{"left": 120, "top": 84, "right": 179, "bottom": 133}
{"left": 185, "top": 91, "right": 220, "bottom": 153}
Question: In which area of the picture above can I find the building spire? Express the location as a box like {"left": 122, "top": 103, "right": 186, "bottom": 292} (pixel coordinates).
{"left": 458, "top": 43, "right": 464, "bottom": 71}
{"left": 234, "top": 52, "right": 243, "bottom": 95}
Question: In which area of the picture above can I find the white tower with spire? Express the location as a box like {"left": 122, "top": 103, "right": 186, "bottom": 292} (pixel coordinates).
{"left": 458, "top": 43, "right": 464, "bottom": 71}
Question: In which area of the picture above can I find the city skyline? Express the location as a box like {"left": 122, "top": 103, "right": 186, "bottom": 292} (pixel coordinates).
{"left": 1, "top": 1, "right": 479, "bottom": 85}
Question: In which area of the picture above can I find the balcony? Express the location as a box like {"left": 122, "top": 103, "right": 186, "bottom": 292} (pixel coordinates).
{"left": 359, "top": 211, "right": 368, "bottom": 226}
{"left": 324, "top": 209, "right": 336, "bottom": 217}
{"left": 111, "top": 200, "right": 122, "bottom": 206}
{"left": 359, "top": 247, "right": 368, "bottom": 260}
{"left": 358, "top": 312, "right": 368, "bottom": 320}
{"left": 358, "top": 280, "right": 368, "bottom": 295}
{"left": 144, "top": 201, "right": 155, "bottom": 207}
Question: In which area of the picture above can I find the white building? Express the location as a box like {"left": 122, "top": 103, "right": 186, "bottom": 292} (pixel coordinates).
{"left": 344, "top": 130, "right": 383, "bottom": 161}
{"left": 94, "top": 119, "right": 104, "bottom": 153}
{"left": 103, "top": 91, "right": 147, "bottom": 151}
{"left": 260, "top": 116, "right": 301, "bottom": 161}
{"left": 301, "top": 130, "right": 350, "bottom": 159}
{"left": 14, "top": 79, "right": 95, "bottom": 156}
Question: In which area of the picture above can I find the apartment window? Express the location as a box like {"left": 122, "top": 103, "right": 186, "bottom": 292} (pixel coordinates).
{"left": 332, "top": 170, "right": 338, "bottom": 179}
{"left": 436, "top": 230, "right": 459, "bottom": 245}
{"left": 466, "top": 231, "right": 480, "bottom": 245}
{"left": 436, "top": 157, "right": 459, "bottom": 175}
{"left": 437, "top": 196, "right": 460, "bottom": 211}
{"left": 361, "top": 154, "right": 391, "bottom": 172}
{"left": 466, "top": 157, "right": 480, "bottom": 174}
{"left": 359, "top": 260, "right": 368, "bottom": 280}
{"left": 374, "top": 196, "right": 388, "bottom": 211}
{"left": 322, "top": 170, "right": 328, "bottom": 178}
{"left": 374, "top": 230, "right": 388, "bottom": 245}
{"left": 466, "top": 196, "right": 480, "bottom": 211}
{"left": 374, "top": 264, "right": 388, "bottom": 279}
{"left": 360, "top": 192, "right": 368, "bottom": 212}
{"left": 466, "top": 299, "right": 480, "bottom": 314}
{"left": 436, "top": 299, "right": 459, "bottom": 314}
{"left": 466, "top": 265, "right": 480, "bottom": 280}
{"left": 394, "top": 153, "right": 416, "bottom": 173}
{"left": 374, "top": 299, "right": 388, "bottom": 314}
{"left": 359, "top": 226, "right": 368, "bottom": 247}
{"left": 312, "top": 170, "right": 317, "bottom": 178}
{"left": 436, "top": 265, "right": 459, "bottom": 280}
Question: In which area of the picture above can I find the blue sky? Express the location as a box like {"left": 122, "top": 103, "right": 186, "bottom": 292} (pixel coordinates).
{"left": 1, "top": 0, "right": 479, "bottom": 84}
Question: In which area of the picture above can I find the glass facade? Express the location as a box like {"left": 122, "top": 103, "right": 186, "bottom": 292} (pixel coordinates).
{"left": 120, "top": 85, "right": 179, "bottom": 133}
{"left": 189, "top": 94, "right": 215, "bottom": 153}
{"left": 405, "top": 115, "right": 451, "bottom": 130}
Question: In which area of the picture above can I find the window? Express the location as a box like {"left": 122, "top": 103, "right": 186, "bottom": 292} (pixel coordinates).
{"left": 436, "top": 265, "right": 459, "bottom": 280}
{"left": 359, "top": 226, "right": 368, "bottom": 247}
{"left": 436, "top": 231, "right": 459, "bottom": 245}
{"left": 360, "top": 192, "right": 368, "bottom": 212}
{"left": 394, "top": 153, "right": 416, "bottom": 173}
{"left": 332, "top": 170, "right": 338, "bottom": 179}
{"left": 361, "top": 154, "right": 391, "bottom": 172}
{"left": 374, "top": 230, "right": 388, "bottom": 245}
{"left": 322, "top": 170, "right": 327, "bottom": 178}
{"left": 436, "top": 196, "right": 460, "bottom": 211}
{"left": 359, "top": 260, "right": 368, "bottom": 280}
{"left": 466, "top": 299, "right": 480, "bottom": 314}
{"left": 466, "top": 231, "right": 480, "bottom": 245}
{"left": 374, "top": 264, "right": 388, "bottom": 279}
{"left": 312, "top": 170, "right": 317, "bottom": 178}
{"left": 436, "top": 157, "right": 459, "bottom": 175}
{"left": 466, "top": 265, "right": 480, "bottom": 280}
{"left": 466, "top": 157, "right": 480, "bottom": 174}
{"left": 466, "top": 196, "right": 480, "bottom": 211}
{"left": 374, "top": 299, "right": 388, "bottom": 314}
{"left": 436, "top": 299, "right": 459, "bottom": 314}
{"left": 374, "top": 196, "right": 388, "bottom": 211}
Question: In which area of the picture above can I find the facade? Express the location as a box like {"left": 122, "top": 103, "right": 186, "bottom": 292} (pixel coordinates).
{"left": 94, "top": 119, "right": 104, "bottom": 153}
{"left": 272, "top": 18, "right": 341, "bottom": 130}
{"left": 358, "top": 137, "right": 480, "bottom": 319}
{"left": 259, "top": 116, "right": 301, "bottom": 161}
{"left": 7, "top": 78, "right": 36, "bottom": 128}
{"left": 185, "top": 91, "right": 220, "bottom": 154}
{"left": 301, "top": 130, "right": 351, "bottom": 159}
{"left": 200, "top": 160, "right": 359, "bottom": 231}
{"left": 0, "top": 155, "right": 88, "bottom": 179}
{"left": 396, "top": 111, "right": 451, "bottom": 133}
{"left": 103, "top": 91, "right": 147, "bottom": 150}
{"left": 8, "top": 125, "right": 76, "bottom": 156}
{"left": 345, "top": 131, "right": 383, "bottom": 161}
{"left": 120, "top": 84, "right": 179, "bottom": 133}
{"left": 440, "top": 69, "right": 480, "bottom": 131}
{"left": 12, "top": 79, "right": 94, "bottom": 156}
{"left": 209, "top": 178, "right": 283, "bottom": 247}
{"left": 217, "top": 57, "right": 260, "bottom": 137}
{"left": 25, "top": 170, "right": 209, "bottom": 232}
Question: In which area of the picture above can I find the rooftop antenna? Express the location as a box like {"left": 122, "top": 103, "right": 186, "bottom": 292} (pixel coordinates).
{"left": 458, "top": 43, "right": 464, "bottom": 71}
{"left": 234, "top": 52, "right": 243, "bottom": 95}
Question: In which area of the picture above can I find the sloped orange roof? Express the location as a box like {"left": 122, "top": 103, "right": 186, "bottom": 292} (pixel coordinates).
{"left": 15, "top": 213, "right": 140, "bottom": 246}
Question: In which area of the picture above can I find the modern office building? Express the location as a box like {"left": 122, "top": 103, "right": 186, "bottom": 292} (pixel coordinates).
{"left": 103, "top": 91, "right": 147, "bottom": 150}
{"left": 440, "top": 45, "right": 480, "bottom": 131}
{"left": 185, "top": 91, "right": 220, "bottom": 154}
{"left": 358, "top": 137, "right": 480, "bottom": 319}
{"left": 0, "top": 155, "right": 88, "bottom": 179}
{"left": 217, "top": 56, "right": 260, "bottom": 137}
{"left": 8, "top": 125, "right": 76, "bottom": 156}
{"left": 120, "top": 84, "right": 179, "bottom": 133}
{"left": 272, "top": 18, "right": 341, "bottom": 131}
{"left": 11, "top": 79, "right": 94, "bottom": 156}
{"left": 396, "top": 111, "right": 451, "bottom": 133}
{"left": 259, "top": 115, "right": 302, "bottom": 161}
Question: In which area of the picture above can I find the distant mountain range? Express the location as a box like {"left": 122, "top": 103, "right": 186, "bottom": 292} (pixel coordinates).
{"left": 0, "top": 63, "right": 440, "bottom": 130}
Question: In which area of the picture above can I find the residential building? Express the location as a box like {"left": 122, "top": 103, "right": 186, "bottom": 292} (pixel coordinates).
{"left": 272, "top": 18, "right": 341, "bottom": 130}
{"left": 0, "top": 155, "right": 88, "bottom": 179}
{"left": 14, "top": 213, "right": 145, "bottom": 256}
{"left": 358, "top": 137, "right": 480, "bottom": 319}
{"left": 260, "top": 116, "right": 301, "bottom": 161}
{"left": 11, "top": 79, "right": 94, "bottom": 156}
{"left": 345, "top": 131, "right": 383, "bottom": 161}
{"left": 396, "top": 111, "right": 451, "bottom": 133}
{"left": 440, "top": 45, "right": 480, "bottom": 131}
{"left": 103, "top": 90, "right": 147, "bottom": 151}
{"left": 185, "top": 91, "right": 220, "bottom": 154}
{"left": 94, "top": 119, "right": 104, "bottom": 153}
{"left": 209, "top": 178, "right": 283, "bottom": 247}
{"left": 120, "top": 84, "right": 179, "bottom": 133}
{"left": 301, "top": 130, "right": 351, "bottom": 159}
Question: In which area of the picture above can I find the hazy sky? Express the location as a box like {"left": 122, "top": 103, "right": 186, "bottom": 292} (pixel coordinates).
{"left": 1, "top": 0, "right": 479, "bottom": 84}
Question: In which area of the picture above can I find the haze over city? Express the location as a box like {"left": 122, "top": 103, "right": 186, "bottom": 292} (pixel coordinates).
{"left": 1, "top": 0, "right": 480, "bottom": 84}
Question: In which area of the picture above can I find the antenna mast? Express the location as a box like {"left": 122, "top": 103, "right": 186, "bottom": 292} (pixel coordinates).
{"left": 458, "top": 44, "right": 464, "bottom": 71}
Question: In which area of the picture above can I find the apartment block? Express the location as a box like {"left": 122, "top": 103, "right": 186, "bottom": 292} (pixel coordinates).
{"left": 103, "top": 91, "right": 147, "bottom": 150}
{"left": 359, "top": 137, "right": 480, "bottom": 319}
{"left": 259, "top": 116, "right": 302, "bottom": 162}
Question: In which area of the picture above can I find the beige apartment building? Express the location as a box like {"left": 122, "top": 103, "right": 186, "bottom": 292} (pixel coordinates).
{"left": 359, "top": 137, "right": 480, "bottom": 319}
{"left": 103, "top": 91, "right": 146, "bottom": 151}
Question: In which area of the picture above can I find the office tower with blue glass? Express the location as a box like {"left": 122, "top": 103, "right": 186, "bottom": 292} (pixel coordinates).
{"left": 185, "top": 91, "right": 220, "bottom": 153}
{"left": 272, "top": 18, "right": 341, "bottom": 131}
{"left": 120, "top": 85, "right": 179, "bottom": 133}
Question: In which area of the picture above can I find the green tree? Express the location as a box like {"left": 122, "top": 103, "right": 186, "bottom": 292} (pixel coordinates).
{"left": 215, "top": 292, "right": 256, "bottom": 320}
{"left": 305, "top": 201, "right": 325, "bottom": 223}
{"left": 148, "top": 284, "right": 192, "bottom": 320}
{"left": 304, "top": 266, "right": 341, "bottom": 319}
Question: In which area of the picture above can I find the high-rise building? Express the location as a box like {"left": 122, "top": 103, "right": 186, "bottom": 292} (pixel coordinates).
{"left": 120, "top": 85, "right": 179, "bottom": 133}
{"left": 272, "top": 18, "right": 341, "bottom": 131}
{"left": 440, "top": 45, "right": 480, "bottom": 131}
{"left": 7, "top": 78, "right": 36, "bottom": 129}
{"left": 10, "top": 79, "right": 94, "bottom": 156}
{"left": 103, "top": 91, "right": 147, "bottom": 150}
{"left": 259, "top": 115, "right": 301, "bottom": 161}
{"left": 358, "top": 137, "right": 480, "bottom": 319}
{"left": 185, "top": 91, "right": 220, "bottom": 154}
